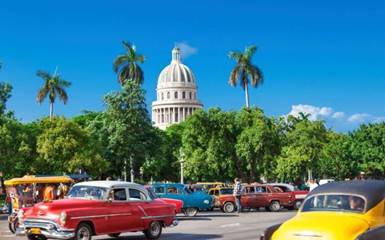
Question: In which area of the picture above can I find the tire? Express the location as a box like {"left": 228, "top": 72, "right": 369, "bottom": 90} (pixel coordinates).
{"left": 108, "top": 233, "right": 121, "bottom": 238}
{"left": 75, "top": 223, "right": 93, "bottom": 240}
{"left": 294, "top": 200, "right": 302, "bottom": 210}
{"left": 27, "top": 235, "right": 47, "bottom": 240}
{"left": 8, "top": 218, "right": 18, "bottom": 234}
{"left": 144, "top": 221, "right": 162, "bottom": 240}
{"left": 269, "top": 201, "right": 281, "bottom": 212}
{"left": 183, "top": 207, "right": 198, "bottom": 217}
{"left": 223, "top": 202, "right": 235, "bottom": 213}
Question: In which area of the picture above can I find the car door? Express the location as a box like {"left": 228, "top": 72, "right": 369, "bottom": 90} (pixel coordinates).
{"left": 241, "top": 186, "right": 255, "bottom": 208}
{"left": 254, "top": 186, "right": 270, "bottom": 207}
{"left": 107, "top": 188, "right": 135, "bottom": 233}
{"left": 126, "top": 188, "right": 150, "bottom": 231}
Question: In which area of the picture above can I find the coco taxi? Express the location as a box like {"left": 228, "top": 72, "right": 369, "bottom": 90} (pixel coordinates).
{"left": 16, "top": 181, "right": 178, "bottom": 240}
{"left": 261, "top": 180, "right": 385, "bottom": 240}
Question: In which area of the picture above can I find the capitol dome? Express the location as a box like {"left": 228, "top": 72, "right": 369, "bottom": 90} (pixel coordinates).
{"left": 152, "top": 47, "right": 203, "bottom": 130}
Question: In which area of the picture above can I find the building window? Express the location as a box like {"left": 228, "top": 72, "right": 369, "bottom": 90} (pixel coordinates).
{"left": 174, "top": 91, "right": 178, "bottom": 99}
{"left": 161, "top": 93, "right": 164, "bottom": 100}
{"left": 175, "top": 112, "right": 178, "bottom": 122}
{"left": 167, "top": 92, "right": 170, "bottom": 99}
{"left": 189, "top": 92, "right": 192, "bottom": 99}
{"left": 194, "top": 92, "right": 196, "bottom": 99}
{"left": 182, "top": 91, "right": 185, "bottom": 99}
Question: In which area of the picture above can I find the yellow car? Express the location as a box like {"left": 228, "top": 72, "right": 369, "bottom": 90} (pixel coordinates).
{"left": 261, "top": 180, "right": 385, "bottom": 240}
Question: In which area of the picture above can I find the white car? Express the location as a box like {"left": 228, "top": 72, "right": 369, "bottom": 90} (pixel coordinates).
{"left": 319, "top": 179, "right": 334, "bottom": 185}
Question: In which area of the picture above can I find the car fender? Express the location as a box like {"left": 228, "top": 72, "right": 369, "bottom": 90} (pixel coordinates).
{"left": 260, "top": 223, "right": 281, "bottom": 240}
{"left": 356, "top": 226, "right": 385, "bottom": 240}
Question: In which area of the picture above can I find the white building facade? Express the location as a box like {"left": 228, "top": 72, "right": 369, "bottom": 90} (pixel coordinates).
{"left": 152, "top": 47, "right": 203, "bottom": 130}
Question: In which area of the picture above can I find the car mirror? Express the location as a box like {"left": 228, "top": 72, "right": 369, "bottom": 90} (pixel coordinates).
{"left": 107, "top": 197, "right": 113, "bottom": 203}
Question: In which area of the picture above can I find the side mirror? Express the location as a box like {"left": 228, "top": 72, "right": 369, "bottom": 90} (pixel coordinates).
{"left": 107, "top": 197, "right": 113, "bottom": 203}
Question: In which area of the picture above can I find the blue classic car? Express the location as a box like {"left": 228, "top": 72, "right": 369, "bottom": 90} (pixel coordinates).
{"left": 151, "top": 183, "right": 214, "bottom": 216}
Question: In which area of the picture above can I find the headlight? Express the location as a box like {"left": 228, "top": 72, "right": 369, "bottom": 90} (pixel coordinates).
{"left": 59, "top": 211, "right": 67, "bottom": 226}
{"left": 203, "top": 199, "right": 209, "bottom": 204}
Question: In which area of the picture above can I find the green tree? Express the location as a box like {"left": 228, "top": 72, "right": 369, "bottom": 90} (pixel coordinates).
{"left": 0, "top": 63, "right": 12, "bottom": 115}
{"left": 228, "top": 45, "right": 264, "bottom": 108}
{"left": 36, "top": 69, "right": 71, "bottom": 119}
{"left": 318, "top": 132, "right": 356, "bottom": 180}
{"left": 113, "top": 41, "right": 145, "bottom": 86}
{"left": 349, "top": 123, "right": 385, "bottom": 178}
{"left": 276, "top": 115, "right": 328, "bottom": 181}
{"left": 93, "top": 81, "right": 152, "bottom": 180}
{"left": 36, "top": 117, "right": 107, "bottom": 175}
{"left": 235, "top": 108, "right": 281, "bottom": 182}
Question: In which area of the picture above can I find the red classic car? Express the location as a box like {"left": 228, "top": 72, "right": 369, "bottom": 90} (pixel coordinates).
{"left": 267, "top": 183, "right": 309, "bottom": 209}
{"left": 16, "top": 181, "right": 178, "bottom": 240}
{"left": 217, "top": 184, "right": 295, "bottom": 213}
{"left": 145, "top": 186, "right": 183, "bottom": 214}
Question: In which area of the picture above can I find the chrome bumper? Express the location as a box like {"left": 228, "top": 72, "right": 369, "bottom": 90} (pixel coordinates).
{"left": 16, "top": 219, "right": 75, "bottom": 240}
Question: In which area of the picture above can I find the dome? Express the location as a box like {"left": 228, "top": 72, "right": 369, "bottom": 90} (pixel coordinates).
{"left": 157, "top": 47, "right": 196, "bottom": 88}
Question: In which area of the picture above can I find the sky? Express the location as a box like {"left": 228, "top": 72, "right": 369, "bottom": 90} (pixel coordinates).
{"left": 1, "top": 0, "right": 385, "bottom": 131}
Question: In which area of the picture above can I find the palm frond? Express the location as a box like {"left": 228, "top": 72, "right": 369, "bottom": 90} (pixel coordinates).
{"left": 113, "top": 55, "right": 129, "bottom": 73}
{"left": 36, "top": 70, "right": 52, "bottom": 81}
{"left": 56, "top": 87, "right": 68, "bottom": 104}
{"left": 240, "top": 69, "right": 248, "bottom": 89}
{"left": 36, "top": 87, "right": 49, "bottom": 104}
{"left": 228, "top": 66, "right": 240, "bottom": 87}
{"left": 228, "top": 51, "right": 242, "bottom": 61}
{"left": 244, "top": 45, "right": 257, "bottom": 60}
{"left": 248, "top": 65, "right": 263, "bottom": 87}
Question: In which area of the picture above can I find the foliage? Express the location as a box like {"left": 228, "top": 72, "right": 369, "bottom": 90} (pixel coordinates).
{"left": 113, "top": 41, "right": 145, "bottom": 85}
{"left": 0, "top": 82, "right": 12, "bottom": 115}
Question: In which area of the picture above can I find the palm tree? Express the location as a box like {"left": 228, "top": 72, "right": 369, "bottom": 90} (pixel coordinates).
{"left": 36, "top": 69, "right": 71, "bottom": 119}
{"left": 228, "top": 45, "right": 264, "bottom": 108}
{"left": 113, "top": 41, "right": 145, "bottom": 86}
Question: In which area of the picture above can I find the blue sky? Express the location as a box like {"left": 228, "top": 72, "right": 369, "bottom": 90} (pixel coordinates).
{"left": 1, "top": 0, "right": 385, "bottom": 131}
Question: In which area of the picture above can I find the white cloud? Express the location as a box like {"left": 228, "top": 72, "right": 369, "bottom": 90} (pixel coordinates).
{"left": 347, "top": 113, "right": 370, "bottom": 123}
{"left": 332, "top": 112, "right": 345, "bottom": 119}
{"left": 288, "top": 104, "right": 333, "bottom": 121}
{"left": 175, "top": 42, "right": 198, "bottom": 59}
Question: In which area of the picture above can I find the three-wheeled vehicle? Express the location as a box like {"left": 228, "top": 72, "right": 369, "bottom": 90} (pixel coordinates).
{"left": 4, "top": 175, "right": 74, "bottom": 233}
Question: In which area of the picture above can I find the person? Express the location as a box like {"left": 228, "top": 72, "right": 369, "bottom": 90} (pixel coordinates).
{"left": 308, "top": 179, "right": 319, "bottom": 192}
{"left": 349, "top": 196, "right": 364, "bottom": 211}
{"left": 43, "top": 184, "right": 54, "bottom": 202}
{"left": 233, "top": 178, "right": 242, "bottom": 213}
{"left": 5, "top": 192, "right": 12, "bottom": 215}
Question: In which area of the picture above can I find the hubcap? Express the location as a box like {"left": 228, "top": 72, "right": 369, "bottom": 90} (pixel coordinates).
{"left": 151, "top": 222, "right": 160, "bottom": 235}
{"left": 272, "top": 202, "right": 280, "bottom": 211}
{"left": 225, "top": 204, "right": 234, "bottom": 212}
{"left": 187, "top": 208, "right": 196, "bottom": 216}
{"left": 78, "top": 227, "right": 90, "bottom": 240}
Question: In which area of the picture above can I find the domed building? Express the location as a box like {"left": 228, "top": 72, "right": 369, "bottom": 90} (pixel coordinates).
{"left": 152, "top": 47, "right": 203, "bottom": 130}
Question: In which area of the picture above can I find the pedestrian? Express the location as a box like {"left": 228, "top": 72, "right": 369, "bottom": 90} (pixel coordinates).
{"left": 233, "top": 178, "right": 242, "bottom": 213}
{"left": 308, "top": 179, "right": 319, "bottom": 192}
{"left": 43, "top": 184, "right": 54, "bottom": 202}
{"left": 5, "top": 192, "right": 12, "bottom": 216}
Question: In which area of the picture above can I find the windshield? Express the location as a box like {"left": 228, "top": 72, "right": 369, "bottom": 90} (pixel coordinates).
{"left": 146, "top": 187, "right": 158, "bottom": 200}
{"left": 220, "top": 188, "right": 233, "bottom": 195}
{"left": 302, "top": 194, "right": 366, "bottom": 213}
{"left": 67, "top": 186, "right": 108, "bottom": 200}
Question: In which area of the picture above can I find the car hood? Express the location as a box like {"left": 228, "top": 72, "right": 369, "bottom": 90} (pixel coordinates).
{"left": 273, "top": 212, "right": 369, "bottom": 240}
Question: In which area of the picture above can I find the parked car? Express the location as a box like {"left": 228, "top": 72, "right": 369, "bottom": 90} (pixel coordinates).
{"left": 151, "top": 183, "right": 214, "bottom": 217}
{"left": 208, "top": 187, "right": 233, "bottom": 209}
{"left": 267, "top": 183, "right": 309, "bottom": 210}
{"left": 216, "top": 184, "right": 295, "bottom": 213}
{"left": 145, "top": 186, "right": 183, "bottom": 213}
{"left": 261, "top": 180, "right": 385, "bottom": 240}
{"left": 193, "top": 182, "right": 227, "bottom": 192}
{"left": 319, "top": 178, "right": 334, "bottom": 185}
{"left": 17, "top": 181, "right": 178, "bottom": 240}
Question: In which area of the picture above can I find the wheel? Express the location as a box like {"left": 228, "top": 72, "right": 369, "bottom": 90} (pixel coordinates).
{"left": 75, "top": 223, "right": 92, "bottom": 240}
{"left": 143, "top": 221, "right": 162, "bottom": 240}
{"left": 27, "top": 235, "right": 47, "bottom": 240}
{"left": 269, "top": 201, "right": 281, "bottom": 212}
{"left": 223, "top": 202, "right": 235, "bottom": 213}
{"left": 294, "top": 200, "right": 303, "bottom": 210}
{"left": 8, "top": 218, "right": 18, "bottom": 234}
{"left": 183, "top": 207, "right": 198, "bottom": 217}
{"left": 108, "top": 233, "right": 121, "bottom": 238}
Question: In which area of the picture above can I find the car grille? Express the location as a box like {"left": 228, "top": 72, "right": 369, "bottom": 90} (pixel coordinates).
{"left": 24, "top": 219, "right": 58, "bottom": 230}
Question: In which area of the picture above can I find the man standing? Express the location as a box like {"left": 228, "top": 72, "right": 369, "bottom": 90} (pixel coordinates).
{"left": 233, "top": 178, "right": 242, "bottom": 213}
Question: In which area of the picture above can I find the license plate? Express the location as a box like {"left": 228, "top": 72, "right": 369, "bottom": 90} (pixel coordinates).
{"left": 30, "top": 228, "right": 41, "bottom": 234}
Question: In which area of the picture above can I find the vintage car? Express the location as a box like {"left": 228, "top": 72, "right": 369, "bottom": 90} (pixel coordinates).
{"left": 16, "top": 181, "right": 178, "bottom": 240}
{"left": 261, "top": 180, "right": 385, "bottom": 240}
{"left": 145, "top": 186, "right": 183, "bottom": 213}
{"left": 4, "top": 175, "right": 74, "bottom": 234}
{"left": 151, "top": 183, "right": 214, "bottom": 217}
{"left": 208, "top": 187, "right": 233, "bottom": 209}
{"left": 216, "top": 184, "right": 295, "bottom": 213}
{"left": 267, "top": 183, "right": 309, "bottom": 210}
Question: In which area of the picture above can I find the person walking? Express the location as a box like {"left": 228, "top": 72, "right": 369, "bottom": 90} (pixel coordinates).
{"left": 233, "top": 178, "right": 242, "bottom": 213}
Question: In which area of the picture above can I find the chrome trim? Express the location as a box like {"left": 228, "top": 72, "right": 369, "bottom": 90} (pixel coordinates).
{"left": 17, "top": 219, "right": 75, "bottom": 240}
{"left": 141, "top": 214, "right": 175, "bottom": 219}
{"left": 138, "top": 205, "right": 148, "bottom": 216}
{"left": 71, "top": 213, "right": 132, "bottom": 220}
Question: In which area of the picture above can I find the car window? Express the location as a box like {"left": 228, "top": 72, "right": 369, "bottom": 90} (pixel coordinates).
{"left": 129, "top": 188, "right": 147, "bottom": 201}
{"left": 208, "top": 190, "right": 214, "bottom": 195}
{"left": 167, "top": 186, "right": 178, "bottom": 194}
{"left": 214, "top": 190, "right": 219, "bottom": 196}
{"left": 302, "top": 194, "right": 365, "bottom": 213}
{"left": 256, "top": 186, "right": 266, "bottom": 193}
{"left": 247, "top": 187, "right": 255, "bottom": 193}
{"left": 220, "top": 188, "right": 233, "bottom": 195}
{"left": 274, "top": 187, "right": 284, "bottom": 193}
{"left": 154, "top": 186, "right": 165, "bottom": 194}
{"left": 112, "top": 188, "right": 127, "bottom": 201}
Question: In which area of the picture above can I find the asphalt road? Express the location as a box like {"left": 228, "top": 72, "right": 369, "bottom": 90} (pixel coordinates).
{"left": 0, "top": 210, "right": 295, "bottom": 240}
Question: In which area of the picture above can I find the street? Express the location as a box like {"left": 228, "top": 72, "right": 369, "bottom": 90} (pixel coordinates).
{"left": 0, "top": 210, "right": 295, "bottom": 240}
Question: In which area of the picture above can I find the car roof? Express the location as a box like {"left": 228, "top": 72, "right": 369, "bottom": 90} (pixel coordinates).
{"left": 309, "top": 180, "right": 385, "bottom": 210}
{"left": 74, "top": 181, "right": 146, "bottom": 191}
{"left": 152, "top": 183, "right": 185, "bottom": 187}
{"left": 267, "top": 183, "right": 295, "bottom": 190}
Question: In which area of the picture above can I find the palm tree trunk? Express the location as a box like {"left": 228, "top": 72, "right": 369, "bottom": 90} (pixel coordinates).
{"left": 49, "top": 102, "right": 54, "bottom": 119}
{"left": 244, "top": 82, "right": 250, "bottom": 109}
